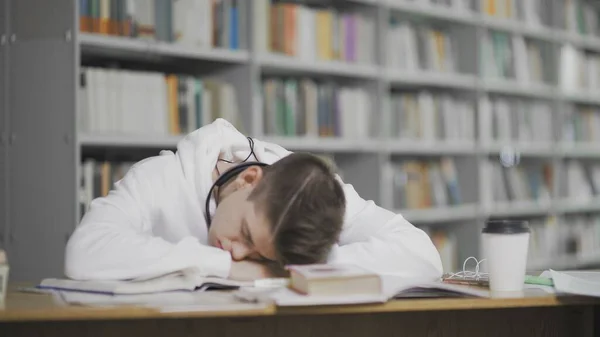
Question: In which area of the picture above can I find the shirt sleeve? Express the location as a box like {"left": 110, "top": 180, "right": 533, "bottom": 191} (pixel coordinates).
{"left": 64, "top": 162, "right": 232, "bottom": 281}
{"left": 327, "top": 177, "right": 444, "bottom": 280}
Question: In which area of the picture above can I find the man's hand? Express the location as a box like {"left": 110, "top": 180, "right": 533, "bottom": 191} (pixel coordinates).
{"left": 228, "top": 260, "right": 273, "bottom": 281}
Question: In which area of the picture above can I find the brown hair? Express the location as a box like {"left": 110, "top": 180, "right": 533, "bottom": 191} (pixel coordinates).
{"left": 248, "top": 152, "right": 346, "bottom": 269}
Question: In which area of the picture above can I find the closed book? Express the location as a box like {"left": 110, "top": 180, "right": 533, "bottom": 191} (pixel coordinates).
{"left": 288, "top": 263, "right": 382, "bottom": 296}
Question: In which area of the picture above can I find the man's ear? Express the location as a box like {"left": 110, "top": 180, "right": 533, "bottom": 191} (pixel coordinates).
{"left": 236, "top": 166, "right": 264, "bottom": 189}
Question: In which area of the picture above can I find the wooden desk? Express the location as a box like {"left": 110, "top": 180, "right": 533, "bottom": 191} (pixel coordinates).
{"left": 0, "top": 288, "right": 598, "bottom": 337}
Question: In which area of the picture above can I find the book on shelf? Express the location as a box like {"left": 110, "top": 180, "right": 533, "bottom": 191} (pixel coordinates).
{"left": 420, "top": 227, "right": 458, "bottom": 273}
{"left": 528, "top": 215, "right": 600, "bottom": 265}
{"left": 560, "top": 44, "right": 600, "bottom": 94}
{"left": 387, "top": 19, "right": 457, "bottom": 73}
{"left": 564, "top": 159, "right": 600, "bottom": 203}
{"left": 261, "top": 77, "right": 371, "bottom": 138}
{"left": 391, "top": 158, "right": 462, "bottom": 210}
{"left": 387, "top": 91, "right": 475, "bottom": 142}
{"left": 253, "top": 0, "right": 375, "bottom": 64}
{"left": 287, "top": 264, "right": 382, "bottom": 296}
{"left": 78, "top": 67, "right": 243, "bottom": 136}
{"left": 480, "top": 31, "right": 548, "bottom": 84}
{"left": 479, "top": 0, "right": 546, "bottom": 27}
{"left": 555, "top": 0, "right": 599, "bottom": 36}
{"left": 563, "top": 105, "right": 600, "bottom": 143}
{"left": 79, "top": 159, "right": 134, "bottom": 217}
{"left": 79, "top": 0, "right": 246, "bottom": 50}
{"left": 482, "top": 159, "right": 552, "bottom": 206}
{"left": 478, "top": 95, "right": 553, "bottom": 145}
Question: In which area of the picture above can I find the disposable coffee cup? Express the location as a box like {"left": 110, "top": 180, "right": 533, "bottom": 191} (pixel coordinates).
{"left": 482, "top": 220, "right": 530, "bottom": 293}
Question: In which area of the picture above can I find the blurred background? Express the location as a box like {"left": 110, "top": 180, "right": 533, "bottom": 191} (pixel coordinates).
{"left": 1, "top": 0, "right": 600, "bottom": 282}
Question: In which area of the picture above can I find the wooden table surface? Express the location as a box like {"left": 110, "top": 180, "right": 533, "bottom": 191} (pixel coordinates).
{"left": 1, "top": 285, "right": 598, "bottom": 323}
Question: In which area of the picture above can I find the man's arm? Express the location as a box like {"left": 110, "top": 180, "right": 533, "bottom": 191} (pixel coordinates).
{"left": 65, "top": 160, "right": 231, "bottom": 281}
{"left": 328, "top": 178, "right": 444, "bottom": 280}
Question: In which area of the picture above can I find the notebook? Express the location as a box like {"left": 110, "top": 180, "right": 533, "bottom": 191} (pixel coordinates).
{"left": 38, "top": 271, "right": 254, "bottom": 295}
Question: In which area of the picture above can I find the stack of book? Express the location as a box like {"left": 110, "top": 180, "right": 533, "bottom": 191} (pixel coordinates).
{"left": 391, "top": 158, "right": 462, "bottom": 210}
{"left": 388, "top": 91, "right": 475, "bottom": 142}
{"left": 79, "top": 67, "right": 242, "bottom": 136}
{"left": 253, "top": 0, "right": 375, "bottom": 64}
{"left": 261, "top": 78, "right": 371, "bottom": 138}
{"left": 79, "top": 0, "right": 246, "bottom": 49}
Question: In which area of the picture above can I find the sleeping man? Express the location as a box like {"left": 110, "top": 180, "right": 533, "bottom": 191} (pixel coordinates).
{"left": 65, "top": 118, "right": 443, "bottom": 281}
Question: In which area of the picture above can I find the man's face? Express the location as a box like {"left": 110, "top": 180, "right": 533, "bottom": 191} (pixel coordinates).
{"left": 207, "top": 168, "right": 276, "bottom": 262}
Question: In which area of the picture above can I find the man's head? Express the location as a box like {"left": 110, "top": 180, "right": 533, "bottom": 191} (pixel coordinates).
{"left": 208, "top": 152, "right": 346, "bottom": 268}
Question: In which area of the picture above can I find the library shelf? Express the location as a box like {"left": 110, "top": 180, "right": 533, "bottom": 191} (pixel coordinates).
{"left": 559, "top": 91, "right": 600, "bottom": 105}
{"left": 256, "top": 53, "right": 379, "bottom": 80}
{"left": 481, "top": 79, "right": 557, "bottom": 100}
{"left": 555, "top": 197, "right": 600, "bottom": 215}
{"left": 386, "top": 70, "right": 478, "bottom": 90}
{"left": 482, "top": 142, "right": 556, "bottom": 157}
{"left": 485, "top": 200, "right": 552, "bottom": 218}
{"left": 481, "top": 17, "right": 555, "bottom": 42}
{"left": 397, "top": 204, "right": 479, "bottom": 224}
{"left": 79, "top": 33, "right": 250, "bottom": 64}
{"left": 528, "top": 253, "right": 600, "bottom": 271}
{"left": 348, "top": 0, "right": 378, "bottom": 5}
{"left": 385, "top": 1, "right": 479, "bottom": 26}
{"left": 554, "top": 30, "right": 600, "bottom": 52}
{"left": 385, "top": 140, "right": 477, "bottom": 155}
{"left": 559, "top": 143, "right": 600, "bottom": 158}
{"left": 259, "top": 136, "right": 382, "bottom": 153}
{"left": 79, "top": 134, "right": 183, "bottom": 148}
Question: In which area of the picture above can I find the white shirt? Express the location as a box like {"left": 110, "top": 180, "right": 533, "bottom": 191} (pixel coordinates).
{"left": 65, "top": 119, "right": 443, "bottom": 281}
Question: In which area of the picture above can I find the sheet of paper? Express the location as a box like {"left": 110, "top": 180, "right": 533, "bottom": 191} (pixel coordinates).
{"left": 523, "top": 284, "right": 555, "bottom": 294}
{"left": 383, "top": 275, "right": 490, "bottom": 298}
{"left": 550, "top": 270, "right": 600, "bottom": 298}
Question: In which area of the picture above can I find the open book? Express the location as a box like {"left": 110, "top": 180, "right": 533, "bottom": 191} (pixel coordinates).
{"left": 546, "top": 270, "right": 600, "bottom": 298}
{"left": 38, "top": 271, "right": 253, "bottom": 295}
{"left": 237, "top": 273, "right": 490, "bottom": 307}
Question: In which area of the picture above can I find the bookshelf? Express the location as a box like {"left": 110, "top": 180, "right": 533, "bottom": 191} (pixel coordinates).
{"left": 3, "top": 0, "right": 600, "bottom": 281}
